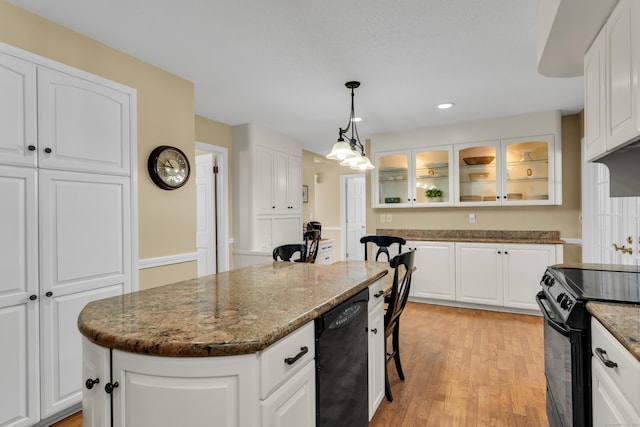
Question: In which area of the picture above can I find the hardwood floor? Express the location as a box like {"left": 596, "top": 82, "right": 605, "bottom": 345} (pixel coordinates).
{"left": 369, "top": 302, "right": 548, "bottom": 427}
{"left": 53, "top": 302, "right": 547, "bottom": 427}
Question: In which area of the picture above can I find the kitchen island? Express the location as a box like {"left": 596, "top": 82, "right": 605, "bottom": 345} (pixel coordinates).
{"left": 78, "top": 261, "right": 389, "bottom": 427}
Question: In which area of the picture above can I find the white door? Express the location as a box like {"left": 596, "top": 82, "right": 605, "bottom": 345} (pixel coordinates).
{"left": 0, "top": 166, "right": 39, "bottom": 426}
{"left": 0, "top": 52, "right": 38, "bottom": 168}
{"left": 38, "top": 169, "right": 131, "bottom": 417}
{"left": 196, "top": 153, "right": 217, "bottom": 277}
{"left": 502, "top": 244, "right": 556, "bottom": 311}
{"left": 407, "top": 241, "right": 456, "bottom": 300}
{"left": 343, "top": 174, "right": 366, "bottom": 260}
{"left": 456, "top": 243, "right": 503, "bottom": 306}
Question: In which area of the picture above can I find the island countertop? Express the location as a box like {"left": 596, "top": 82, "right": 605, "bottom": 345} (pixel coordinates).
{"left": 78, "top": 261, "right": 388, "bottom": 357}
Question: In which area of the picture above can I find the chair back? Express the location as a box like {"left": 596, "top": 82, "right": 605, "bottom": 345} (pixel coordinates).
{"left": 384, "top": 250, "right": 415, "bottom": 336}
{"left": 360, "top": 235, "right": 406, "bottom": 261}
{"left": 303, "top": 229, "right": 321, "bottom": 263}
{"left": 273, "top": 244, "right": 307, "bottom": 262}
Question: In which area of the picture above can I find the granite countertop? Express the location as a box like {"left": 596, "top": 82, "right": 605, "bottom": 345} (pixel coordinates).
{"left": 376, "top": 229, "right": 563, "bottom": 244}
{"left": 78, "top": 261, "right": 388, "bottom": 357}
{"left": 587, "top": 301, "right": 640, "bottom": 362}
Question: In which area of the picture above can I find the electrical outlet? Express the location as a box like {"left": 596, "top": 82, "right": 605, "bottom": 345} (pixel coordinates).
{"left": 386, "top": 214, "right": 392, "bottom": 223}
{"left": 469, "top": 213, "right": 476, "bottom": 224}
{"left": 380, "top": 213, "right": 386, "bottom": 223}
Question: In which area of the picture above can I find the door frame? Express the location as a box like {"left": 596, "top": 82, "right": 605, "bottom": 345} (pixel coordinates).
{"left": 340, "top": 173, "right": 366, "bottom": 261}
{"left": 195, "top": 142, "right": 230, "bottom": 272}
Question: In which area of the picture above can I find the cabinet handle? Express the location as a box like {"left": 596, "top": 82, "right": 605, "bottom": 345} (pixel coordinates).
{"left": 504, "top": 251, "right": 508, "bottom": 255}
{"left": 104, "top": 381, "right": 119, "bottom": 394}
{"left": 44, "top": 147, "right": 52, "bottom": 154}
{"left": 45, "top": 291, "right": 53, "bottom": 297}
{"left": 29, "top": 294, "right": 37, "bottom": 301}
{"left": 503, "top": 195, "right": 507, "bottom": 199}
{"left": 612, "top": 243, "right": 633, "bottom": 254}
{"left": 85, "top": 378, "right": 100, "bottom": 390}
{"left": 371, "top": 328, "right": 378, "bottom": 334}
{"left": 284, "top": 346, "right": 308, "bottom": 365}
{"left": 595, "top": 348, "right": 618, "bottom": 368}
{"left": 28, "top": 145, "right": 36, "bottom": 151}
{"left": 497, "top": 251, "right": 502, "bottom": 254}
{"left": 373, "top": 290, "right": 384, "bottom": 298}
{"left": 272, "top": 206, "right": 275, "bottom": 209}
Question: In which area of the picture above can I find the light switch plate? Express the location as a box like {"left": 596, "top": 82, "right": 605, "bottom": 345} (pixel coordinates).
{"left": 380, "top": 213, "right": 386, "bottom": 223}
{"left": 386, "top": 214, "right": 392, "bottom": 223}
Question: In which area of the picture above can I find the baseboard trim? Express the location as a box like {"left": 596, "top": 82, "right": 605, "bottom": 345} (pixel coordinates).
{"left": 138, "top": 252, "right": 199, "bottom": 269}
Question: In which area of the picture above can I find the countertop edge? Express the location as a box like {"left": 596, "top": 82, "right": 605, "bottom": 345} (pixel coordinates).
{"left": 586, "top": 301, "right": 640, "bottom": 362}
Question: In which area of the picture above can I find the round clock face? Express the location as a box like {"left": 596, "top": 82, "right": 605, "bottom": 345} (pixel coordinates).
{"left": 147, "top": 146, "right": 191, "bottom": 190}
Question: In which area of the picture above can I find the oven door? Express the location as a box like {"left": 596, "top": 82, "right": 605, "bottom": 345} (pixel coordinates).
{"left": 536, "top": 291, "right": 588, "bottom": 427}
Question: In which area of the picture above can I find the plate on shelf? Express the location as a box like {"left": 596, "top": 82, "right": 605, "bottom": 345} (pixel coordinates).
{"left": 507, "top": 193, "right": 523, "bottom": 200}
{"left": 529, "top": 194, "right": 549, "bottom": 200}
{"left": 483, "top": 196, "right": 496, "bottom": 201}
{"left": 468, "top": 172, "right": 489, "bottom": 181}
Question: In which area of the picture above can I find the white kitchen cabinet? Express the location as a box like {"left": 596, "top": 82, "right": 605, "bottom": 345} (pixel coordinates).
{"left": 232, "top": 124, "right": 302, "bottom": 259}
{"left": 406, "top": 241, "right": 455, "bottom": 301}
{"left": 591, "top": 318, "right": 640, "bottom": 426}
{"left": 82, "top": 338, "right": 111, "bottom": 427}
{"left": 456, "top": 243, "right": 503, "bottom": 306}
{"left": 315, "top": 239, "right": 334, "bottom": 265}
{"left": 261, "top": 362, "right": 315, "bottom": 427}
{"left": 455, "top": 135, "right": 559, "bottom": 206}
{"left": 37, "top": 67, "right": 131, "bottom": 176}
{"left": 367, "top": 279, "right": 385, "bottom": 420}
{"left": 0, "top": 52, "right": 37, "bottom": 168}
{"left": 373, "top": 147, "right": 454, "bottom": 208}
{"left": 0, "top": 167, "right": 38, "bottom": 427}
{"left": 502, "top": 244, "right": 557, "bottom": 310}
{"left": 0, "top": 43, "right": 136, "bottom": 426}
{"left": 585, "top": 0, "right": 640, "bottom": 161}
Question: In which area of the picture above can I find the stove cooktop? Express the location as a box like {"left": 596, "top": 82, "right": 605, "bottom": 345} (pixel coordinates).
{"left": 551, "top": 267, "right": 640, "bottom": 304}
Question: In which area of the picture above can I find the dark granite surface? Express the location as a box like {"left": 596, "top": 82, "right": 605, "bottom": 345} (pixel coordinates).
{"left": 376, "top": 229, "right": 563, "bottom": 244}
{"left": 78, "top": 261, "right": 388, "bottom": 357}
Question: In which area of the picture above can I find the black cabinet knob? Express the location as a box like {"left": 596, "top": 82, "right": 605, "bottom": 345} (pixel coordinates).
{"left": 371, "top": 328, "right": 378, "bottom": 334}
{"left": 45, "top": 291, "right": 53, "bottom": 297}
{"left": 28, "top": 145, "right": 36, "bottom": 151}
{"left": 85, "top": 378, "right": 100, "bottom": 390}
{"left": 29, "top": 294, "right": 37, "bottom": 301}
{"left": 105, "top": 382, "right": 119, "bottom": 394}
{"left": 44, "top": 147, "right": 52, "bottom": 154}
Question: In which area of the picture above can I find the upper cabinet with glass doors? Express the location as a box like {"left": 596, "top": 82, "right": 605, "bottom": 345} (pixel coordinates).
{"left": 373, "top": 147, "right": 454, "bottom": 208}
{"left": 454, "top": 134, "right": 557, "bottom": 206}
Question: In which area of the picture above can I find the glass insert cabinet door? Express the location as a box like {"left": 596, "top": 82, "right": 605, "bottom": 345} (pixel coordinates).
{"left": 376, "top": 152, "right": 410, "bottom": 206}
{"left": 456, "top": 141, "right": 500, "bottom": 204}
{"left": 415, "top": 149, "right": 451, "bottom": 204}
{"left": 503, "top": 137, "right": 552, "bottom": 203}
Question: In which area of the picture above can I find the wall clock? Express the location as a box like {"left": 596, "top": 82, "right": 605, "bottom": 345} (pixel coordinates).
{"left": 147, "top": 145, "right": 191, "bottom": 190}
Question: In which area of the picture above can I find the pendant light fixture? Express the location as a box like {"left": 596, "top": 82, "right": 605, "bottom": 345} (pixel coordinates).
{"left": 326, "top": 81, "right": 374, "bottom": 170}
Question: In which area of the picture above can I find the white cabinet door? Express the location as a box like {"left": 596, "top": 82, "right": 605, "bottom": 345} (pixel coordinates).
{"left": 256, "top": 145, "right": 275, "bottom": 214}
{"left": 37, "top": 67, "right": 131, "bottom": 176}
{"left": 605, "top": 0, "right": 640, "bottom": 152}
{"left": 456, "top": 243, "right": 502, "bottom": 306}
{"left": 502, "top": 244, "right": 556, "bottom": 311}
{"left": 0, "top": 52, "right": 37, "bottom": 168}
{"left": 0, "top": 166, "right": 39, "bottom": 427}
{"left": 592, "top": 360, "right": 640, "bottom": 427}
{"left": 408, "top": 241, "right": 455, "bottom": 300}
{"left": 41, "top": 284, "right": 122, "bottom": 417}
{"left": 39, "top": 170, "right": 131, "bottom": 296}
{"left": 261, "top": 361, "right": 315, "bottom": 427}
{"left": 287, "top": 154, "right": 302, "bottom": 213}
{"left": 585, "top": 28, "right": 607, "bottom": 161}
{"left": 367, "top": 298, "right": 384, "bottom": 420}
{"left": 273, "top": 150, "right": 289, "bottom": 213}
{"left": 112, "top": 350, "right": 259, "bottom": 427}
{"left": 81, "top": 338, "right": 111, "bottom": 427}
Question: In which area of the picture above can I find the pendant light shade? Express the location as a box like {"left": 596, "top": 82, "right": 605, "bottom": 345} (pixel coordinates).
{"left": 326, "top": 81, "right": 374, "bottom": 169}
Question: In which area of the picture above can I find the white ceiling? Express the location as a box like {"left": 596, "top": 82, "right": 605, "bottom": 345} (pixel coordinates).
{"left": 10, "top": 0, "right": 584, "bottom": 155}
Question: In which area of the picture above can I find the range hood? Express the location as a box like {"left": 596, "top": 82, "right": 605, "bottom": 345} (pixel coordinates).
{"left": 594, "top": 141, "right": 640, "bottom": 196}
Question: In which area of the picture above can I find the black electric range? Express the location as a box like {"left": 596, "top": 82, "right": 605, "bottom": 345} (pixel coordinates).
{"left": 537, "top": 266, "right": 640, "bottom": 427}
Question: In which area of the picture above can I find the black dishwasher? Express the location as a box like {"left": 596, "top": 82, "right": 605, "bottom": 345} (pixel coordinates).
{"left": 315, "top": 287, "right": 369, "bottom": 427}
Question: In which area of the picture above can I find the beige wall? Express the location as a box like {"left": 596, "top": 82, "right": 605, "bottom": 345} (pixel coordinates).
{"left": 195, "top": 115, "right": 234, "bottom": 267}
{"left": 0, "top": 1, "right": 198, "bottom": 289}
{"left": 304, "top": 115, "right": 583, "bottom": 263}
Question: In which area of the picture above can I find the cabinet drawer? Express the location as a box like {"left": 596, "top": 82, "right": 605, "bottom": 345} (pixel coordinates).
{"left": 591, "top": 317, "right": 640, "bottom": 415}
{"left": 368, "top": 279, "right": 385, "bottom": 312}
{"left": 260, "top": 321, "right": 314, "bottom": 399}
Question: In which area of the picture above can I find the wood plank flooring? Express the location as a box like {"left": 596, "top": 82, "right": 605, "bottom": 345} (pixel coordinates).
{"left": 53, "top": 302, "right": 547, "bottom": 427}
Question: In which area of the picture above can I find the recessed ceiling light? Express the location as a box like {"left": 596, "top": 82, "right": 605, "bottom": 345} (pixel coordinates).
{"left": 437, "top": 102, "right": 455, "bottom": 109}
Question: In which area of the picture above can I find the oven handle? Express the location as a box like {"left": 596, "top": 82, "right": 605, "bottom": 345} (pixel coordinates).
{"left": 535, "top": 291, "right": 570, "bottom": 337}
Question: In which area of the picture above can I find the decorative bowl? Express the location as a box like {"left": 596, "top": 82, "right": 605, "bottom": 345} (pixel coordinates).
{"left": 463, "top": 156, "right": 495, "bottom": 165}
